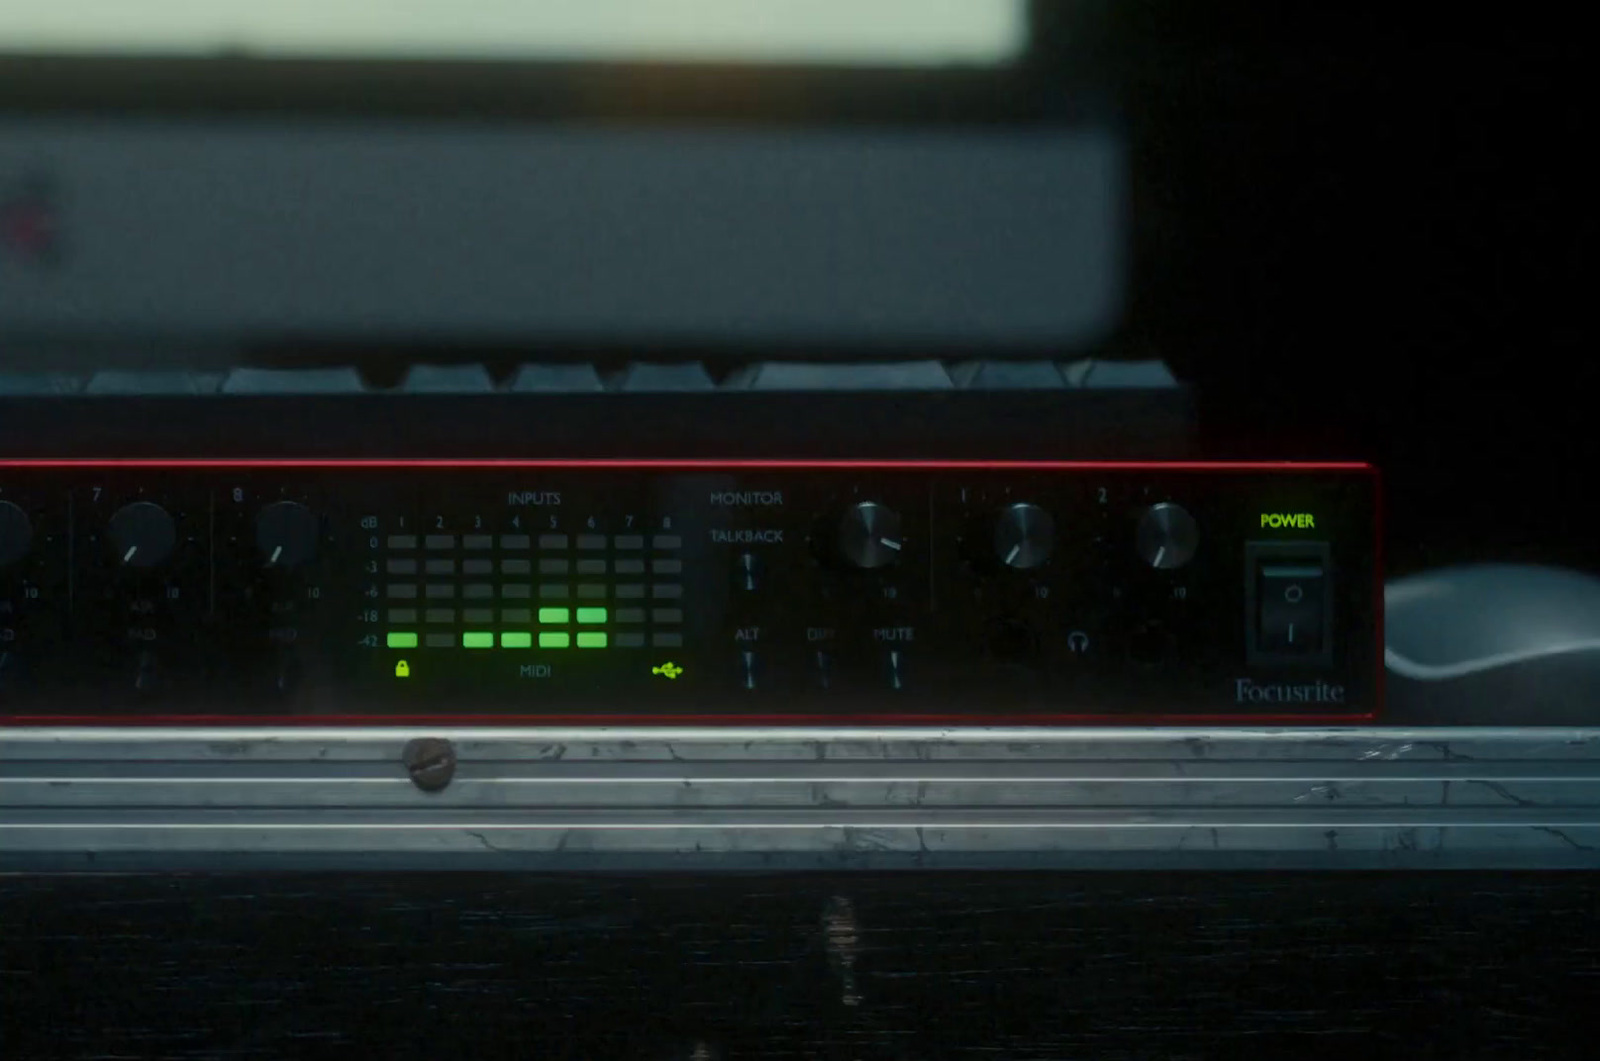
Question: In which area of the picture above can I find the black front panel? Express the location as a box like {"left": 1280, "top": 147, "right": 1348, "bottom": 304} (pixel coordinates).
{"left": 0, "top": 462, "right": 1378, "bottom": 722}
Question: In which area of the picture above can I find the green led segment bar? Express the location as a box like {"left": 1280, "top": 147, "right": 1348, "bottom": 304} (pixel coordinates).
{"left": 462, "top": 632, "right": 494, "bottom": 649}
{"left": 576, "top": 607, "right": 607, "bottom": 624}
{"left": 386, "top": 632, "right": 418, "bottom": 649}
{"left": 502, "top": 632, "right": 532, "bottom": 649}
{"left": 538, "top": 607, "right": 570, "bottom": 624}
{"left": 577, "top": 632, "right": 608, "bottom": 649}
{"left": 539, "top": 632, "right": 571, "bottom": 649}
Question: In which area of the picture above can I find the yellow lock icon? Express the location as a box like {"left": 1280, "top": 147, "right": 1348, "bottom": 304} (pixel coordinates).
{"left": 394, "top": 660, "right": 410, "bottom": 678}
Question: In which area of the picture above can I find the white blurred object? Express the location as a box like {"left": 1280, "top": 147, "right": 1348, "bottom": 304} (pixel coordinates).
{"left": 0, "top": 122, "right": 1126, "bottom": 350}
{"left": 0, "top": 0, "right": 1027, "bottom": 66}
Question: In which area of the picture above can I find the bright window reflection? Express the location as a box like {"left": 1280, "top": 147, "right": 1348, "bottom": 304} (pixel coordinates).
{"left": 0, "top": 1, "right": 1028, "bottom": 66}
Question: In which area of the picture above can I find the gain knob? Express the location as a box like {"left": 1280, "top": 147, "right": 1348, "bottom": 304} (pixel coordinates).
{"left": 835, "top": 501, "right": 902, "bottom": 570}
{"left": 1136, "top": 502, "right": 1199, "bottom": 570}
{"left": 993, "top": 502, "right": 1055, "bottom": 570}
{"left": 256, "top": 501, "right": 322, "bottom": 569}
{"left": 0, "top": 500, "right": 32, "bottom": 567}
{"left": 108, "top": 501, "right": 177, "bottom": 569}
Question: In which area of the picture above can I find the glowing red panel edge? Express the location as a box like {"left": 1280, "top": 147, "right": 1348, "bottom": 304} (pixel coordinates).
{"left": 0, "top": 459, "right": 1382, "bottom": 727}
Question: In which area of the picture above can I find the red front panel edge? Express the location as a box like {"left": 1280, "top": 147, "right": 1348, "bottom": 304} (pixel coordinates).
{"left": 0, "top": 459, "right": 1382, "bottom": 727}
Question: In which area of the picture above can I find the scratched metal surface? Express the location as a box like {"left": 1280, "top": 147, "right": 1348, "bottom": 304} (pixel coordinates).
{"left": 3, "top": 872, "right": 1599, "bottom": 1059}
{"left": 6, "top": 727, "right": 1600, "bottom": 870}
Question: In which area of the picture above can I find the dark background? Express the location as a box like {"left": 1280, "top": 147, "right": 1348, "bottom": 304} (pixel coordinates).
{"left": 6, "top": 872, "right": 1600, "bottom": 1059}
{"left": 1064, "top": 4, "right": 1586, "bottom": 577}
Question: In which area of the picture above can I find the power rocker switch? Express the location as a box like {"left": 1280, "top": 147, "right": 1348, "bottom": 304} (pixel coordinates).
{"left": 1246, "top": 541, "right": 1333, "bottom": 666}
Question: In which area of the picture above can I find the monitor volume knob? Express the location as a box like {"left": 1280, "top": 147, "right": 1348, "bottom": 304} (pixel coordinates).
{"left": 836, "top": 501, "right": 902, "bottom": 570}
{"left": 993, "top": 502, "right": 1055, "bottom": 570}
{"left": 108, "top": 502, "right": 177, "bottom": 569}
{"left": 256, "top": 501, "right": 322, "bottom": 569}
{"left": 0, "top": 501, "right": 32, "bottom": 567}
{"left": 1136, "top": 502, "right": 1199, "bottom": 570}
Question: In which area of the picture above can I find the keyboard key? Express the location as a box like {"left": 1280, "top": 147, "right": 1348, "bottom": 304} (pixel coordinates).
{"left": 224, "top": 369, "right": 364, "bottom": 393}
{"left": 726, "top": 359, "right": 954, "bottom": 391}
{"left": 618, "top": 362, "right": 714, "bottom": 391}
{"left": 399, "top": 364, "right": 495, "bottom": 392}
{"left": 509, "top": 363, "right": 605, "bottom": 392}
{"left": 948, "top": 360, "right": 1065, "bottom": 390}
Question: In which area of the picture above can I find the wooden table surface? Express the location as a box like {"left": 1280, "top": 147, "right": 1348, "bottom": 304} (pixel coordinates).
{"left": 4, "top": 872, "right": 1599, "bottom": 1059}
